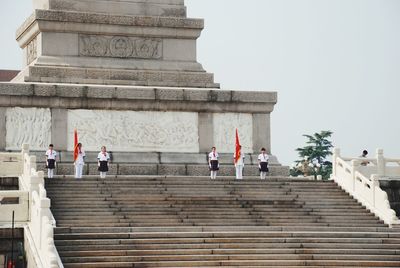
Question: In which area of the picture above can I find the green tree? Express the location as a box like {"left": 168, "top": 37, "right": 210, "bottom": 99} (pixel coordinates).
{"left": 290, "top": 130, "right": 333, "bottom": 180}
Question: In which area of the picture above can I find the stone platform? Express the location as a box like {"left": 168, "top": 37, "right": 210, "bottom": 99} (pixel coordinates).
{"left": 0, "top": 82, "right": 287, "bottom": 176}
{"left": 13, "top": 4, "right": 218, "bottom": 87}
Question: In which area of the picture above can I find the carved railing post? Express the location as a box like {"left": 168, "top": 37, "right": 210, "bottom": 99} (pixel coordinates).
{"left": 371, "top": 174, "right": 380, "bottom": 206}
{"left": 22, "top": 143, "right": 29, "bottom": 155}
{"left": 351, "top": 159, "right": 360, "bottom": 192}
{"left": 376, "top": 149, "right": 385, "bottom": 176}
{"left": 332, "top": 148, "right": 341, "bottom": 178}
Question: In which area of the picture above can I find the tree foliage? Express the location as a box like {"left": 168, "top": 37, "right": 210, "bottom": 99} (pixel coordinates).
{"left": 290, "top": 130, "right": 333, "bottom": 180}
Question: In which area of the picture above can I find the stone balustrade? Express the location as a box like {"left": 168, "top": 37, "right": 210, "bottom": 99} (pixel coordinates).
{"left": 0, "top": 144, "right": 63, "bottom": 268}
{"left": 332, "top": 148, "right": 400, "bottom": 227}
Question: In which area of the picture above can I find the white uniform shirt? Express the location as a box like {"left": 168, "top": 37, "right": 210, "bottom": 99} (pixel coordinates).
{"left": 258, "top": 153, "right": 269, "bottom": 163}
{"left": 208, "top": 152, "right": 219, "bottom": 161}
{"left": 76, "top": 150, "right": 86, "bottom": 165}
{"left": 46, "top": 149, "right": 57, "bottom": 160}
{"left": 234, "top": 151, "right": 245, "bottom": 166}
{"left": 97, "top": 152, "right": 110, "bottom": 161}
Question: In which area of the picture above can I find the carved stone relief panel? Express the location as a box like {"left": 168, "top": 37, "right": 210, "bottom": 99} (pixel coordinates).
{"left": 26, "top": 37, "right": 37, "bottom": 64}
{"left": 6, "top": 108, "right": 51, "bottom": 150}
{"left": 68, "top": 110, "right": 199, "bottom": 152}
{"left": 213, "top": 113, "right": 253, "bottom": 154}
{"left": 79, "top": 35, "right": 163, "bottom": 59}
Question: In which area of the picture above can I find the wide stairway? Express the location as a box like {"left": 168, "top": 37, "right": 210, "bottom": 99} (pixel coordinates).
{"left": 46, "top": 176, "right": 400, "bottom": 267}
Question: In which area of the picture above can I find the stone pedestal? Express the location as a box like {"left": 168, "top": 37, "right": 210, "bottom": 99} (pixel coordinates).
{"left": 13, "top": 0, "right": 217, "bottom": 87}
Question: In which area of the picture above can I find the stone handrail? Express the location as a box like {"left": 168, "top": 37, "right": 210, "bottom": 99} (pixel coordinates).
{"left": 0, "top": 190, "right": 29, "bottom": 224}
{"left": 332, "top": 148, "right": 400, "bottom": 227}
{"left": 0, "top": 152, "right": 23, "bottom": 177}
{"left": 0, "top": 144, "right": 63, "bottom": 268}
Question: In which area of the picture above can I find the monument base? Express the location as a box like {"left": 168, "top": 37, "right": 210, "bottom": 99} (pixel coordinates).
{"left": 0, "top": 82, "right": 286, "bottom": 175}
{"left": 14, "top": 65, "right": 218, "bottom": 88}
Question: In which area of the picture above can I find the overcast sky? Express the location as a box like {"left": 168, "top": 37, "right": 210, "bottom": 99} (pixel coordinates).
{"left": 1, "top": 0, "right": 399, "bottom": 165}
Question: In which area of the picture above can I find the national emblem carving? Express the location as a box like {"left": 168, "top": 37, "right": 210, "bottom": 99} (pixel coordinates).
{"left": 79, "top": 34, "right": 162, "bottom": 59}
{"left": 110, "top": 36, "right": 133, "bottom": 58}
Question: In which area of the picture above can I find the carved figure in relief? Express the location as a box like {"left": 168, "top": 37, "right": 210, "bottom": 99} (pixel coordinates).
{"left": 6, "top": 108, "right": 51, "bottom": 150}
{"left": 135, "top": 38, "right": 161, "bottom": 59}
{"left": 80, "top": 35, "right": 108, "bottom": 57}
{"left": 68, "top": 110, "right": 198, "bottom": 152}
{"left": 27, "top": 37, "right": 37, "bottom": 64}
{"left": 213, "top": 113, "right": 253, "bottom": 153}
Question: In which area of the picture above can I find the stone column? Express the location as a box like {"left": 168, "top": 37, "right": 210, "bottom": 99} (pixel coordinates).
{"left": 252, "top": 113, "right": 271, "bottom": 154}
{"left": 51, "top": 109, "right": 68, "bottom": 151}
{"left": 198, "top": 113, "right": 214, "bottom": 153}
{"left": 0, "top": 108, "right": 6, "bottom": 150}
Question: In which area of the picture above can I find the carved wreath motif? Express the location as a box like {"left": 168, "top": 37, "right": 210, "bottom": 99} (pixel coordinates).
{"left": 79, "top": 35, "right": 162, "bottom": 59}
{"left": 26, "top": 37, "right": 37, "bottom": 64}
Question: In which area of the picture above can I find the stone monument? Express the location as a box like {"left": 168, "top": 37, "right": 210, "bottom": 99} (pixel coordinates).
{"left": 13, "top": 0, "right": 217, "bottom": 88}
{"left": 0, "top": 0, "right": 289, "bottom": 176}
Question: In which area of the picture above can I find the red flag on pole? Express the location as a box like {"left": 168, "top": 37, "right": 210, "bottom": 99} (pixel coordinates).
{"left": 73, "top": 129, "right": 79, "bottom": 162}
{"left": 234, "top": 128, "right": 241, "bottom": 164}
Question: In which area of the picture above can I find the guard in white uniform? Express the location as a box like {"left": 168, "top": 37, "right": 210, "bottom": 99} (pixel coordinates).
{"left": 208, "top": 147, "right": 219, "bottom": 179}
{"left": 74, "top": 143, "right": 85, "bottom": 179}
{"left": 97, "top": 146, "right": 110, "bottom": 179}
{"left": 45, "top": 144, "right": 57, "bottom": 179}
{"left": 258, "top": 147, "right": 269, "bottom": 180}
{"left": 233, "top": 146, "right": 245, "bottom": 179}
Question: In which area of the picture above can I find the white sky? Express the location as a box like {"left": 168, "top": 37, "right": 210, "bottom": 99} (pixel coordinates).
{"left": 1, "top": 0, "right": 399, "bottom": 165}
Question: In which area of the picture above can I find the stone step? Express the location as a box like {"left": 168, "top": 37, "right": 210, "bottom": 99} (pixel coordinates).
{"left": 60, "top": 254, "right": 400, "bottom": 263}
{"left": 61, "top": 259, "right": 400, "bottom": 267}
{"left": 45, "top": 176, "right": 399, "bottom": 267}
{"left": 58, "top": 248, "right": 400, "bottom": 257}
{"left": 54, "top": 237, "right": 400, "bottom": 246}
{"left": 53, "top": 231, "right": 400, "bottom": 240}
{"left": 55, "top": 242, "right": 400, "bottom": 252}
{"left": 54, "top": 226, "right": 398, "bottom": 234}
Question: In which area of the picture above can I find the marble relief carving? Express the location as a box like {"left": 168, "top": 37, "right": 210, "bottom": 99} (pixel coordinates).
{"left": 26, "top": 37, "right": 37, "bottom": 64}
{"left": 6, "top": 108, "right": 51, "bottom": 150}
{"left": 213, "top": 113, "right": 253, "bottom": 154}
{"left": 68, "top": 110, "right": 199, "bottom": 152}
{"left": 79, "top": 35, "right": 162, "bottom": 59}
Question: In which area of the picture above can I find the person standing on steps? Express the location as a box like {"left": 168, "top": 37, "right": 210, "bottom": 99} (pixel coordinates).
{"left": 74, "top": 143, "right": 85, "bottom": 179}
{"left": 208, "top": 146, "right": 219, "bottom": 179}
{"left": 258, "top": 147, "right": 269, "bottom": 180}
{"left": 45, "top": 144, "right": 57, "bottom": 179}
{"left": 234, "top": 145, "right": 245, "bottom": 179}
{"left": 98, "top": 146, "right": 110, "bottom": 179}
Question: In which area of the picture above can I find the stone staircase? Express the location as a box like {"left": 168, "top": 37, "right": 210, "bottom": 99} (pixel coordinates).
{"left": 45, "top": 176, "right": 400, "bottom": 267}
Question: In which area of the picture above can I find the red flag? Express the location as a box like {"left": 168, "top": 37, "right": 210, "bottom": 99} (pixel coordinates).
{"left": 234, "top": 128, "right": 241, "bottom": 164}
{"left": 73, "top": 129, "right": 79, "bottom": 162}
